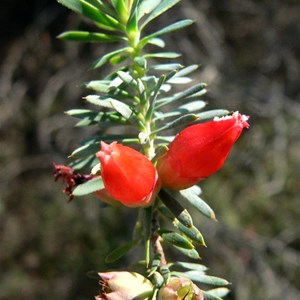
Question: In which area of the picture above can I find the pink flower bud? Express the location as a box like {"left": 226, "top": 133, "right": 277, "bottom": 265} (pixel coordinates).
{"left": 96, "top": 142, "right": 160, "bottom": 207}
{"left": 157, "top": 112, "right": 250, "bottom": 190}
{"left": 96, "top": 271, "right": 154, "bottom": 300}
{"left": 157, "top": 277, "right": 203, "bottom": 300}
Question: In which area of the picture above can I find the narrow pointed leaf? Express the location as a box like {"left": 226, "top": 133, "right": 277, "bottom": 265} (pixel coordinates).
{"left": 197, "top": 109, "right": 230, "bottom": 121}
{"left": 84, "top": 96, "right": 133, "bottom": 120}
{"left": 81, "top": 0, "right": 120, "bottom": 29}
{"left": 72, "top": 177, "right": 104, "bottom": 196}
{"left": 144, "top": 52, "right": 180, "bottom": 59}
{"left": 58, "top": 31, "right": 123, "bottom": 42}
{"left": 146, "top": 74, "right": 166, "bottom": 120}
{"left": 151, "top": 145, "right": 169, "bottom": 162}
{"left": 173, "top": 246, "right": 200, "bottom": 260}
{"left": 57, "top": 0, "right": 84, "bottom": 13}
{"left": 117, "top": 71, "right": 136, "bottom": 86}
{"left": 58, "top": 0, "right": 116, "bottom": 17}
{"left": 149, "top": 63, "right": 183, "bottom": 71}
{"left": 160, "top": 231, "right": 194, "bottom": 249}
{"left": 174, "top": 64, "right": 199, "bottom": 77}
{"left": 169, "top": 261, "right": 208, "bottom": 272}
{"left": 71, "top": 143, "right": 100, "bottom": 157}
{"left": 154, "top": 101, "right": 207, "bottom": 121}
{"left": 69, "top": 155, "right": 97, "bottom": 170}
{"left": 179, "top": 100, "right": 207, "bottom": 112}
{"left": 127, "top": 7, "right": 138, "bottom": 34}
{"left": 180, "top": 188, "right": 216, "bottom": 220}
{"left": 205, "top": 288, "right": 230, "bottom": 298}
{"left": 156, "top": 83, "right": 207, "bottom": 108}
{"left": 148, "top": 37, "right": 165, "bottom": 48}
{"left": 177, "top": 223, "right": 206, "bottom": 246}
{"left": 140, "top": 19, "right": 193, "bottom": 46}
{"left": 144, "top": 206, "right": 153, "bottom": 267}
{"left": 203, "top": 293, "right": 223, "bottom": 300}
{"left": 141, "top": 0, "right": 181, "bottom": 29}
{"left": 167, "top": 77, "right": 192, "bottom": 84}
{"left": 148, "top": 253, "right": 161, "bottom": 276}
{"left": 159, "top": 189, "right": 193, "bottom": 228}
{"left": 153, "top": 114, "right": 199, "bottom": 134}
{"left": 92, "top": 47, "right": 131, "bottom": 69}
{"left": 111, "top": 0, "right": 128, "bottom": 22}
{"left": 105, "top": 240, "right": 140, "bottom": 263}
{"left": 85, "top": 80, "right": 110, "bottom": 92}
{"left": 172, "top": 271, "right": 230, "bottom": 286}
{"left": 137, "top": 0, "right": 160, "bottom": 20}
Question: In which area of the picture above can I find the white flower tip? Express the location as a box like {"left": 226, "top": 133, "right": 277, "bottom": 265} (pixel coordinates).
{"left": 214, "top": 111, "right": 250, "bottom": 128}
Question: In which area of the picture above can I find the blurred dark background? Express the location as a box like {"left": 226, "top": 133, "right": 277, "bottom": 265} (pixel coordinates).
{"left": 0, "top": 0, "right": 299, "bottom": 299}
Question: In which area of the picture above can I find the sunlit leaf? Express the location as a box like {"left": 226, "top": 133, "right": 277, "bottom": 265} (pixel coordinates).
{"left": 197, "top": 109, "right": 230, "bottom": 121}
{"left": 173, "top": 247, "right": 200, "bottom": 260}
{"left": 153, "top": 114, "right": 199, "bottom": 134}
{"left": 169, "top": 261, "right": 208, "bottom": 272}
{"left": 156, "top": 83, "right": 207, "bottom": 108}
{"left": 72, "top": 177, "right": 104, "bottom": 196}
{"left": 84, "top": 96, "right": 133, "bottom": 119}
{"left": 147, "top": 37, "right": 165, "bottom": 48}
{"left": 154, "top": 101, "right": 207, "bottom": 121}
{"left": 85, "top": 80, "right": 110, "bottom": 92}
{"left": 111, "top": 0, "right": 128, "bottom": 22}
{"left": 143, "top": 52, "right": 180, "bottom": 59}
{"left": 203, "top": 293, "right": 223, "bottom": 300}
{"left": 57, "top": 31, "right": 123, "bottom": 42}
{"left": 160, "top": 230, "right": 194, "bottom": 249}
{"left": 180, "top": 188, "right": 216, "bottom": 220}
{"left": 149, "top": 63, "right": 183, "bottom": 71}
{"left": 172, "top": 271, "right": 230, "bottom": 286}
{"left": 140, "top": 19, "right": 193, "bottom": 47}
{"left": 205, "top": 288, "right": 231, "bottom": 298}
{"left": 137, "top": 0, "right": 161, "bottom": 20}
{"left": 159, "top": 190, "right": 193, "bottom": 228}
{"left": 174, "top": 64, "right": 199, "bottom": 77}
{"left": 177, "top": 223, "right": 206, "bottom": 246}
{"left": 117, "top": 71, "right": 136, "bottom": 86}
{"left": 92, "top": 47, "right": 131, "bottom": 69}
{"left": 141, "top": 0, "right": 181, "bottom": 29}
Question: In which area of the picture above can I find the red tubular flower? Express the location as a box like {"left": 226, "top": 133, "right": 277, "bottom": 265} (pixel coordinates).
{"left": 157, "top": 111, "right": 250, "bottom": 190}
{"left": 96, "top": 141, "right": 160, "bottom": 207}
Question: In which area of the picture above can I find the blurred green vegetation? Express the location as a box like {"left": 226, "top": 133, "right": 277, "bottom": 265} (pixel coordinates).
{"left": 0, "top": 1, "right": 299, "bottom": 299}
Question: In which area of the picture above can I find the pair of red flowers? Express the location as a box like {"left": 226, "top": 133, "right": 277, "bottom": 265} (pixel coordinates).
{"left": 96, "top": 112, "right": 250, "bottom": 207}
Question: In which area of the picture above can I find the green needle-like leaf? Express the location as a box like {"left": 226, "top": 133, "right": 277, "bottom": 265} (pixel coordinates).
{"left": 143, "top": 52, "right": 181, "bottom": 59}
{"left": 92, "top": 47, "right": 131, "bottom": 69}
{"left": 172, "top": 271, "right": 230, "bottom": 286}
{"left": 197, "top": 109, "right": 230, "bottom": 121}
{"left": 141, "top": 0, "right": 181, "bottom": 29}
{"left": 156, "top": 83, "right": 207, "bottom": 108}
{"left": 159, "top": 190, "right": 193, "bottom": 228}
{"left": 84, "top": 96, "right": 133, "bottom": 119}
{"left": 72, "top": 177, "right": 104, "bottom": 196}
{"left": 137, "top": 0, "right": 160, "bottom": 20}
{"left": 105, "top": 239, "right": 140, "bottom": 263}
{"left": 180, "top": 188, "right": 216, "bottom": 220}
{"left": 173, "top": 247, "right": 201, "bottom": 260}
{"left": 168, "top": 261, "right": 208, "bottom": 272}
{"left": 203, "top": 293, "right": 223, "bottom": 300}
{"left": 160, "top": 230, "right": 194, "bottom": 249}
{"left": 177, "top": 223, "right": 206, "bottom": 246}
{"left": 153, "top": 113, "right": 199, "bottom": 134}
{"left": 58, "top": 31, "right": 124, "bottom": 42}
{"left": 140, "top": 19, "right": 193, "bottom": 47}
{"left": 205, "top": 288, "right": 231, "bottom": 298}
